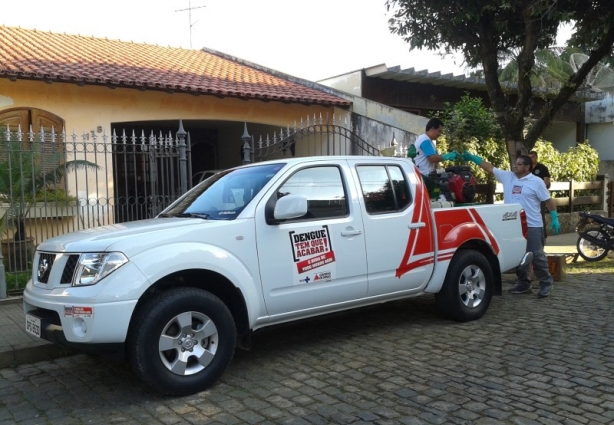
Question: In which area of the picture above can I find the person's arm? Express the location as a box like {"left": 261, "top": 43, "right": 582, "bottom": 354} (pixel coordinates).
{"left": 419, "top": 139, "right": 458, "bottom": 163}
{"left": 462, "top": 152, "right": 494, "bottom": 174}
{"left": 427, "top": 154, "right": 444, "bottom": 164}
{"left": 420, "top": 140, "right": 442, "bottom": 163}
{"left": 541, "top": 164, "right": 551, "bottom": 189}
{"left": 545, "top": 198, "right": 560, "bottom": 234}
{"left": 545, "top": 198, "right": 556, "bottom": 212}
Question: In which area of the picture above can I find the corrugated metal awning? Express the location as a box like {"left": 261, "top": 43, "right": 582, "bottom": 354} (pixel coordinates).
{"left": 364, "top": 64, "right": 604, "bottom": 102}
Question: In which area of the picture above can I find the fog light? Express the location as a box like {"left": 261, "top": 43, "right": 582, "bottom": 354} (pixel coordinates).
{"left": 72, "top": 318, "right": 87, "bottom": 338}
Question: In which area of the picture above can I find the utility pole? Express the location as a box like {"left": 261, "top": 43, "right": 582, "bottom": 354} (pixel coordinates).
{"left": 175, "top": 1, "right": 206, "bottom": 48}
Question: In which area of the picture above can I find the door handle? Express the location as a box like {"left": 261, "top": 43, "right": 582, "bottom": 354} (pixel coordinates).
{"left": 408, "top": 222, "right": 426, "bottom": 229}
{"left": 341, "top": 229, "right": 362, "bottom": 237}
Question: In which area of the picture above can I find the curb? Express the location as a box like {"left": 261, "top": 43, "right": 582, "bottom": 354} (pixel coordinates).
{"left": 0, "top": 341, "right": 72, "bottom": 369}
{"left": 0, "top": 296, "right": 74, "bottom": 369}
{"left": 0, "top": 296, "right": 24, "bottom": 305}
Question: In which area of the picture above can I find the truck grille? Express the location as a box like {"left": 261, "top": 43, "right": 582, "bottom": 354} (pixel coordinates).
{"left": 37, "top": 253, "right": 55, "bottom": 283}
{"left": 61, "top": 255, "right": 80, "bottom": 284}
{"left": 37, "top": 253, "right": 81, "bottom": 285}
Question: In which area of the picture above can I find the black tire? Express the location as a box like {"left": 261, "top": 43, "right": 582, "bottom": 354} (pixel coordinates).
{"left": 576, "top": 230, "right": 609, "bottom": 262}
{"left": 128, "top": 288, "right": 236, "bottom": 396}
{"left": 435, "top": 250, "right": 493, "bottom": 322}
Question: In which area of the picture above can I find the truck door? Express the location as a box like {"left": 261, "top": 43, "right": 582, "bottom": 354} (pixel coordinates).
{"left": 349, "top": 160, "right": 434, "bottom": 296}
{"left": 255, "top": 161, "right": 368, "bottom": 316}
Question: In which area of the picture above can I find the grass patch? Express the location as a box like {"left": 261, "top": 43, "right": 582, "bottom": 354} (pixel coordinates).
{"left": 566, "top": 255, "right": 614, "bottom": 275}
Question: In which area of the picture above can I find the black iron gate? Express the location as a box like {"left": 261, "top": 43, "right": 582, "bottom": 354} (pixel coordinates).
{"left": 247, "top": 114, "right": 381, "bottom": 163}
{"left": 0, "top": 123, "right": 191, "bottom": 294}
{"left": 112, "top": 124, "right": 191, "bottom": 223}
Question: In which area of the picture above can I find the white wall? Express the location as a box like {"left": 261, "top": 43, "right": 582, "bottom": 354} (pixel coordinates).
{"left": 542, "top": 121, "right": 577, "bottom": 151}
{"left": 584, "top": 93, "right": 614, "bottom": 162}
{"left": 317, "top": 70, "right": 363, "bottom": 96}
{"left": 587, "top": 122, "right": 614, "bottom": 160}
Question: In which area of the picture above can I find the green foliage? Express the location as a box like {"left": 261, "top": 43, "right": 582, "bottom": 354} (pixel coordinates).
{"left": 432, "top": 94, "right": 600, "bottom": 185}
{"left": 436, "top": 94, "right": 502, "bottom": 150}
{"left": 531, "top": 140, "right": 599, "bottom": 182}
{"left": 385, "top": 0, "right": 614, "bottom": 159}
{"left": 530, "top": 140, "right": 600, "bottom": 212}
{"left": 34, "top": 188, "right": 77, "bottom": 203}
{"left": 6, "top": 271, "right": 30, "bottom": 295}
{"left": 498, "top": 47, "right": 581, "bottom": 90}
{"left": 434, "top": 95, "right": 508, "bottom": 182}
{"left": 385, "top": 0, "right": 562, "bottom": 70}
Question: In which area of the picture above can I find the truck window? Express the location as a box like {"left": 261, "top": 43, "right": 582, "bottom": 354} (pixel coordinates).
{"left": 162, "top": 163, "right": 284, "bottom": 220}
{"left": 277, "top": 166, "right": 348, "bottom": 219}
{"left": 356, "top": 165, "right": 412, "bottom": 214}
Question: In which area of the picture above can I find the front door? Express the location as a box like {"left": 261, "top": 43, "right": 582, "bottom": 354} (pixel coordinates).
{"left": 255, "top": 161, "right": 368, "bottom": 316}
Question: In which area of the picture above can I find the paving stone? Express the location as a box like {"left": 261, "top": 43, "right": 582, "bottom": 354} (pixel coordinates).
{"left": 2, "top": 260, "right": 614, "bottom": 423}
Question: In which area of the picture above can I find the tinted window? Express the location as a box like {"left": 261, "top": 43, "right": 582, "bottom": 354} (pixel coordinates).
{"left": 357, "top": 165, "right": 412, "bottom": 214}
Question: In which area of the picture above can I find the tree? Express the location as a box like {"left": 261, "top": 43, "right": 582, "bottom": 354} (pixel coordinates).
{"left": 498, "top": 47, "right": 577, "bottom": 89}
{"left": 385, "top": 0, "right": 614, "bottom": 164}
{"left": 434, "top": 94, "right": 509, "bottom": 183}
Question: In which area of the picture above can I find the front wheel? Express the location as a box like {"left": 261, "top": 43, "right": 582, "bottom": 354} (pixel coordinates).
{"left": 577, "top": 230, "right": 609, "bottom": 262}
{"left": 128, "top": 288, "right": 237, "bottom": 396}
{"left": 435, "top": 250, "right": 493, "bottom": 322}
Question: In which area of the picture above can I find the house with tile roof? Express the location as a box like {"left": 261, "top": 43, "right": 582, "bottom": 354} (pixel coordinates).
{"left": 0, "top": 25, "right": 425, "bottom": 253}
{"left": 0, "top": 26, "right": 426, "bottom": 168}
{"left": 0, "top": 26, "right": 353, "bottom": 170}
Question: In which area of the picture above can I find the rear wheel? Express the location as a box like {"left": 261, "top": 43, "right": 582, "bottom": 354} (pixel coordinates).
{"left": 435, "top": 250, "right": 493, "bottom": 322}
{"left": 577, "top": 230, "right": 609, "bottom": 262}
{"left": 128, "top": 287, "right": 236, "bottom": 396}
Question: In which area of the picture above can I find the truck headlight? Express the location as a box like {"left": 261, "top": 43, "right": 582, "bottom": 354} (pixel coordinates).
{"left": 73, "top": 253, "right": 128, "bottom": 286}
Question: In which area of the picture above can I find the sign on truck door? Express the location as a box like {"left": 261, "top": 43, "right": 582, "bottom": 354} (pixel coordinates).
{"left": 255, "top": 162, "right": 368, "bottom": 316}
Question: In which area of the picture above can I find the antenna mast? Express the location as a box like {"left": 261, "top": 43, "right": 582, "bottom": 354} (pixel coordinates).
{"left": 175, "top": 1, "right": 206, "bottom": 48}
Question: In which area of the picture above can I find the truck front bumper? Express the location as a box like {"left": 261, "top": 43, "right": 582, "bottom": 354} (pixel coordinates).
{"left": 23, "top": 261, "right": 147, "bottom": 346}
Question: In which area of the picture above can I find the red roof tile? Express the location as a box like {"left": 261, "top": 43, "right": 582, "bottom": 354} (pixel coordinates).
{"left": 0, "top": 26, "right": 350, "bottom": 106}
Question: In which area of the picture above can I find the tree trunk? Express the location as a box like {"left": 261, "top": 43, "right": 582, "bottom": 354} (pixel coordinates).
{"left": 506, "top": 139, "right": 527, "bottom": 167}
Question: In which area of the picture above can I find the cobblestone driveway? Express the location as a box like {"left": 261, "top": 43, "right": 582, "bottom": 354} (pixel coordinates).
{"left": 1, "top": 272, "right": 613, "bottom": 425}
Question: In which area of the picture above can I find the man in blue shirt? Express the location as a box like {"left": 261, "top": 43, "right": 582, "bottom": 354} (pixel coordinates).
{"left": 413, "top": 118, "right": 457, "bottom": 176}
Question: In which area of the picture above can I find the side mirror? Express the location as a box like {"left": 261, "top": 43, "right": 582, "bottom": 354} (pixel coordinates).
{"left": 274, "top": 194, "right": 308, "bottom": 220}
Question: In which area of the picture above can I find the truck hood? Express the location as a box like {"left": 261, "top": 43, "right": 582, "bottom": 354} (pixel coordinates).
{"left": 37, "top": 218, "right": 217, "bottom": 253}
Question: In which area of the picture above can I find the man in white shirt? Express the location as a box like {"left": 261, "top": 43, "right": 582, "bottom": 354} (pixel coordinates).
{"left": 413, "top": 118, "right": 457, "bottom": 176}
{"left": 463, "top": 152, "right": 560, "bottom": 298}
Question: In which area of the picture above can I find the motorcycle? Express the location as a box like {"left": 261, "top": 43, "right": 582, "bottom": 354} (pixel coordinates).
{"left": 575, "top": 211, "right": 614, "bottom": 261}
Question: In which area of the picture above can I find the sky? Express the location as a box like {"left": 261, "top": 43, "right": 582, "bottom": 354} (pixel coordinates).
{"left": 2, "top": 0, "right": 473, "bottom": 82}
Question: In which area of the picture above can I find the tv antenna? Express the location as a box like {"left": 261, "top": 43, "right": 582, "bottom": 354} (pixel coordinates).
{"left": 175, "top": 1, "right": 206, "bottom": 48}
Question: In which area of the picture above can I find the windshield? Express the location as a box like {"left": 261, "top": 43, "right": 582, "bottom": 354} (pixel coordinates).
{"left": 160, "top": 163, "right": 285, "bottom": 220}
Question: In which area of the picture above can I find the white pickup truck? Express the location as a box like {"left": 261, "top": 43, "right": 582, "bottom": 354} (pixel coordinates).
{"left": 24, "top": 156, "right": 529, "bottom": 395}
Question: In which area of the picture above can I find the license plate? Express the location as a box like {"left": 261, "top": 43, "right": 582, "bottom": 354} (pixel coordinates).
{"left": 25, "top": 314, "right": 41, "bottom": 338}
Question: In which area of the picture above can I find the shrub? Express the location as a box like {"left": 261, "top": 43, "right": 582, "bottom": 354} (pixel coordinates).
{"left": 531, "top": 139, "right": 599, "bottom": 182}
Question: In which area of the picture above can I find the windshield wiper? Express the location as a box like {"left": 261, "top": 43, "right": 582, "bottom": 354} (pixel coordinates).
{"left": 165, "top": 212, "right": 210, "bottom": 219}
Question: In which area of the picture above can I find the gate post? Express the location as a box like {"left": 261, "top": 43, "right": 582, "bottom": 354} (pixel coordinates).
{"left": 177, "top": 120, "right": 188, "bottom": 194}
{"left": 242, "top": 123, "right": 251, "bottom": 165}
{"left": 0, "top": 252, "right": 6, "bottom": 299}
